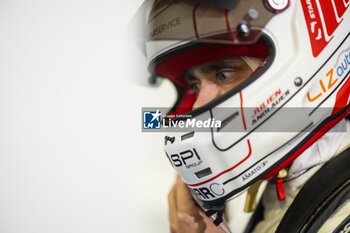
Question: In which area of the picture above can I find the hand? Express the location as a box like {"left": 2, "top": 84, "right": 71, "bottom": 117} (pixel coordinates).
{"left": 168, "top": 175, "right": 227, "bottom": 233}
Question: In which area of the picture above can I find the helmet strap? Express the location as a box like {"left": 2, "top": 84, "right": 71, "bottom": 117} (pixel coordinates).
{"left": 274, "top": 168, "right": 288, "bottom": 201}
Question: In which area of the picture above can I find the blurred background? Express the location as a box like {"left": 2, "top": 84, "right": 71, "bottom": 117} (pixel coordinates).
{"left": 0, "top": 0, "right": 177, "bottom": 232}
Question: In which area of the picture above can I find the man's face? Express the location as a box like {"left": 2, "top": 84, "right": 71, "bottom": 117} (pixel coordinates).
{"left": 184, "top": 57, "right": 255, "bottom": 109}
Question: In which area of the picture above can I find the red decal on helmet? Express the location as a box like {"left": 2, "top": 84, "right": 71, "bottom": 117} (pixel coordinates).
{"left": 300, "top": 0, "right": 349, "bottom": 57}
{"left": 240, "top": 91, "right": 247, "bottom": 130}
{"left": 192, "top": 2, "right": 201, "bottom": 39}
{"left": 318, "top": 0, "right": 343, "bottom": 37}
{"left": 332, "top": 75, "right": 350, "bottom": 114}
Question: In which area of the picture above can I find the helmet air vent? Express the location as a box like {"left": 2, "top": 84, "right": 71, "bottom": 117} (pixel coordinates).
{"left": 217, "top": 112, "right": 239, "bottom": 132}
{"left": 195, "top": 167, "right": 212, "bottom": 179}
{"left": 181, "top": 131, "right": 195, "bottom": 141}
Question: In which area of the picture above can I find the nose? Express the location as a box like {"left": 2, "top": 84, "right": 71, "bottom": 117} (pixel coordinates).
{"left": 192, "top": 80, "right": 222, "bottom": 109}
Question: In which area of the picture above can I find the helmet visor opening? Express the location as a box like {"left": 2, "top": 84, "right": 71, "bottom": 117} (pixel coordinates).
{"left": 153, "top": 38, "right": 270, "bottom": 116}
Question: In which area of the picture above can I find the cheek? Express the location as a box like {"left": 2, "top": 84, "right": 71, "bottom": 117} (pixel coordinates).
{"left": 221, "top": 84, "right": 237, "bottom": 94}
{"left": 222, "top": 71, "right": 253, "bottom": 93}
{"left": 235, "top": 70, "right": 254, "bottom": 86}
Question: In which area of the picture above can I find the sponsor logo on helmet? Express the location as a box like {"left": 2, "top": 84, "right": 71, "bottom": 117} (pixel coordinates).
{"left": 192, "top": 183, "right": 225, "bottom": 200}
{"left": 301, "top": 0, "right": 349, "bottom": 57}
{"left": 307, "top": 47, "right": 350, "bottom": 102}
{"left": 167, "top": 148, "right": 202, "bottom": 169}
{"left": 151, "top": 17, "right": 181, "bottom": 38}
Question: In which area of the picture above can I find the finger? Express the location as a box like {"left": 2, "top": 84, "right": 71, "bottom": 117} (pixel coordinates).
{"left": 169, "top": 180, "right": 199, "bottom": 233}
{"left": 170, "top": 222, "right": 177, "bottom": 233}
{"left": 175, "top": 176, "right": 197, "bottom": 215}
{"left": 174, "top": 177, "right": 207, "bottom": 233}
{"left": 177, "top": 212, "right": 199, "bottom": 232}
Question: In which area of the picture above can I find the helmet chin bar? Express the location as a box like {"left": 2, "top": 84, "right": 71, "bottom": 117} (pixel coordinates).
{"left": 166, "top": 104, "right": 350, "bottom": 228}
{"left": 165, "top": 104, "right": 350, "bottom": 204}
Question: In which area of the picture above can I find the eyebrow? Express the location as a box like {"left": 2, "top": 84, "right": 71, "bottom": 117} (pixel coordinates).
{"left": 199, "top": 63, "right": 226, "bottom": 74}
{"left": 184, "top": 72, "right": 197, "bottom": 83}
{"left": 184, "top": 58, "right": 245, "bottom": 81}
{"left": 202, "top": 59, "right": 245, "bottom": 72}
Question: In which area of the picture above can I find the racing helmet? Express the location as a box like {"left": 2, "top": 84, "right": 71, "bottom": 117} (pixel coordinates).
{"left": 140, "top": 0, "right": 350, "bottom": 219}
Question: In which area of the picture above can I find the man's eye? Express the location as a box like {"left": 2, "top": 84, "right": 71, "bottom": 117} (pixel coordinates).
{"left": 189, "top": 83, "right": 200, "bottom": 92}
{"left": 216, "top": 70, "right": 236, "bottom": 84}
